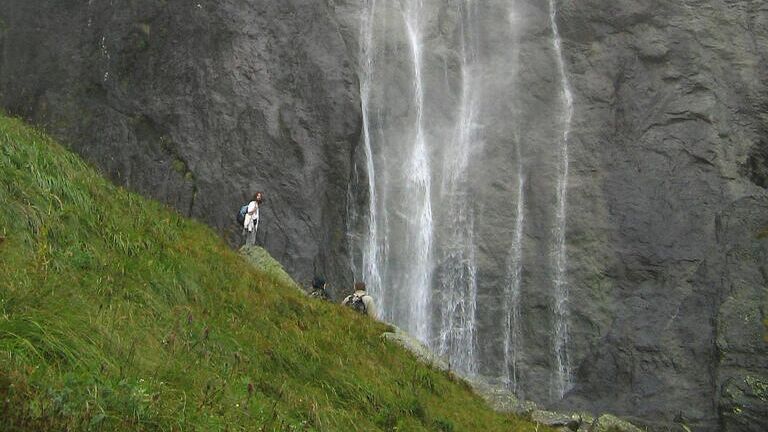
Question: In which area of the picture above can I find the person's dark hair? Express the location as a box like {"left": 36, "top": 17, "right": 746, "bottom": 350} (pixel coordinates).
{"left": 312, "top": 276, "right": 326, "bottom": 290}
{"left": 354, "top": 282, "right": 366, "bottom": 291}
{"left": 253, "top": 191, "right": 264, "bottom": 204}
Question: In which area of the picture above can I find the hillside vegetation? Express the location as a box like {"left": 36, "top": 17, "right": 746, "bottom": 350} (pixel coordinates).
{"left": 0, "top": 115, "right": 547, "bottom": 431}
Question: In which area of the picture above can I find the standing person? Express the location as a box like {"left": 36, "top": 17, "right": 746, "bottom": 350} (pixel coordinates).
{"left": 243, "top": 191, "right": 264, "bottom": 246}
{"left": 342, "top": 282, "right": 377, "bottom": 318}
{"left": 308, "top": 276, "right": 330, "bottom": 301}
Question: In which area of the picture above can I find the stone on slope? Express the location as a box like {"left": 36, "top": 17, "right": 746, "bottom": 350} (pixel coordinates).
{"left": 590, "top": 414, "right": 643, "bottom": 432}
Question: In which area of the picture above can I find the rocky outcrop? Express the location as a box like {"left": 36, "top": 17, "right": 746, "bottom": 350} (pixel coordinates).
{"left": 589, "top": 414, "right": 644, "bottom": 432}
{"left": 0, "top": 0, "right": 361, "bottom": 293}
{"left": 239, "top": 246, "right": 300, "bottom": 291}
{"left": 530, "top": 411, "right": 581, "bottom": 431}
{"left": 381, "top": 326, "right": 450, "bottom": 372}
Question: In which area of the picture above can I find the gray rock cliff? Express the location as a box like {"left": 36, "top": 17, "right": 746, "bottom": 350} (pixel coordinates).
{"left": 558, "top": 1, "right": 767, "bottom": 430}
{"left": 0, "top": 0, "right": 360, "bottom": 291}
{"left": 1, "top": 0, "right": 767, "bottom": 431}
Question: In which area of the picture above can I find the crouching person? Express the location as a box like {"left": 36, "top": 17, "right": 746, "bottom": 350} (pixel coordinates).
{"left": 308, "top": 276, "right": 330, "bottom": 301}
{"left": 342, "top": 282, "right": 376, "bottom": 318}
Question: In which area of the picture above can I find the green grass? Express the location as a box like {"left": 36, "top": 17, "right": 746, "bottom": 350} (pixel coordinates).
{"left": 0, "top": 115, "right": 548, "bottom": 431}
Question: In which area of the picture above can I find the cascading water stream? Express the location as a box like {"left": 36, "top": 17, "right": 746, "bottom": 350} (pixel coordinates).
{"left": 549, "top": 0, "right": 574, "bottom": 399}
{"left": 502, "top": 135, "right": 525, "bottom": 393}
{"left": 358, "top": 0, "right": 384, "bottom": 313}
{"left": 88, "top": 0, "right": 94, "bottom": 28}
{"left": 100, "top": 35, "right": 110, "bottom": 82}
{"left": 352, "top": 0, "right": 574, "bottom": 396}
{"left": 435, "top": 0, "right": 480, "bottom": 376}
{"left": 500, "top": 6, "right": 525, "bottom": 394}
{"left": 401, "top": 0, "right": 434, "bottom": 343}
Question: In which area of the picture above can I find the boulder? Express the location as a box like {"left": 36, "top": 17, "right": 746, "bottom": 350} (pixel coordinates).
{"left": 531, "top": 410, "right": 580, "bottom": 431}
{"left": 590, "top": 414, "right": 643, "bottom": 432}
{"left": 381, "top": 327, "right": 450, "bottom": 372}
{"left": 239, "top": 246, "right": 301, "bottom": 291}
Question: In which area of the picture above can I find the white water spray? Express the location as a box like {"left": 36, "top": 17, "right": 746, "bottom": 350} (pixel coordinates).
{"left": 499, "top": 6, "right": 526, "bottom": 393}
{"left": 549, "top": 0, "right": 574, "bottom": 399}
{"left": 100, "top": 35, "right": 110, "bottom": 82}
{"left": 435, "top": 0, "right": 480, "bottom": 375}
{"left": 88, "top": 0, "right": 94, "bottom": 28}
{"left": 358, "top": 0, "right": 384, "bottom": 315}
{"left": 503, "top": 136, "right": 525, "bottom": 392}
{"left": 402, "top": 0, "right": 434, "bottom": 343}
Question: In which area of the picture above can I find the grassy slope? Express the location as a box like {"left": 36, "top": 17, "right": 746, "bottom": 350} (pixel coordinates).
{"left": 0, "top": 116, "right": 547, "bottom": 431}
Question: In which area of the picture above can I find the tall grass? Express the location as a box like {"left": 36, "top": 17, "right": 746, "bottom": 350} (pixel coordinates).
{"left": 0, "top": 115, "right": 548, "bottom": 431}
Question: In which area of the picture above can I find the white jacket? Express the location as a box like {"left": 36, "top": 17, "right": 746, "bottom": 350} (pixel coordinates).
{"left": 342, "top": 290, "right": 377, "bottom": 318}
{"left": 244, "top": 200, "right": 259, "bottom": 232}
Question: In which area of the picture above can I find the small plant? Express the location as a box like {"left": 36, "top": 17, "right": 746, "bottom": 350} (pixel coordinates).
{"left": 171, "top": 158, "right": 187, "bottom": 175}
{"left": 758, "top": 226, "right": 768, "bottom": 239}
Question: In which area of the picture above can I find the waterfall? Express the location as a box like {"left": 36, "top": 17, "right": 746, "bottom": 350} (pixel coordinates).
{"left": 502, "top": 136, "right": 525, "bottom": 392}
{"left": 549, "top": 0, "right": 574, "bottom": 399}
{"left": 499, "top": 5, "right": 525, "bottom": 394}
{"left": 100, "top": 35, "right": 110, "bottom": 82}
{"left": 436, "top": 0, "right": 480, "bottom": 376}
{"left": 358, "top": 0, "right": 384, "bottom": 314}
{"left": 351, "top": 0, "right": 575, "bottom": 393}
{"left": 401, "top": 0, "right": 434, "bottom": 343}
{"left": 346, "top": 164, "right": 360, "bottom": 281}
{"left": 87, "top": 0, "right": 94, "bottom": 28}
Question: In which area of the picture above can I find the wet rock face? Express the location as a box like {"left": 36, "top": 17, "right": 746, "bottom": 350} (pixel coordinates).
{"left": 558, "top": 0, "right": 768, "bottom": 430}
{"left": 714, "top": 197, "right": 768, "bottom": 432}
{"left": 333, "top": 0, "right": 768, "bottom": 430}
{"left": 0, "top": 0, "right": 360, "bottom": 290}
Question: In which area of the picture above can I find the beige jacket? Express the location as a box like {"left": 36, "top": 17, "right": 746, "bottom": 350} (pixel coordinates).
{"left": 342, "top": 290, "right": 377, "bottom": 318}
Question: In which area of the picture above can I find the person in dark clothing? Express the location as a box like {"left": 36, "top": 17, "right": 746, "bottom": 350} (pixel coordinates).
{"left": 308, "top": 276, "right": 330, "bottom": 301}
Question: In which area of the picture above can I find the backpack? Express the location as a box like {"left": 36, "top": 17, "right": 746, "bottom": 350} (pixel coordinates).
{"left": 309, "top": 289, "right": 329, "bottom": 301}
{"left": 236, "top": 204, "right": 248, "bottom": 225}
{"left": 346, "top": 293, "right": 367, "bottom": 315}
